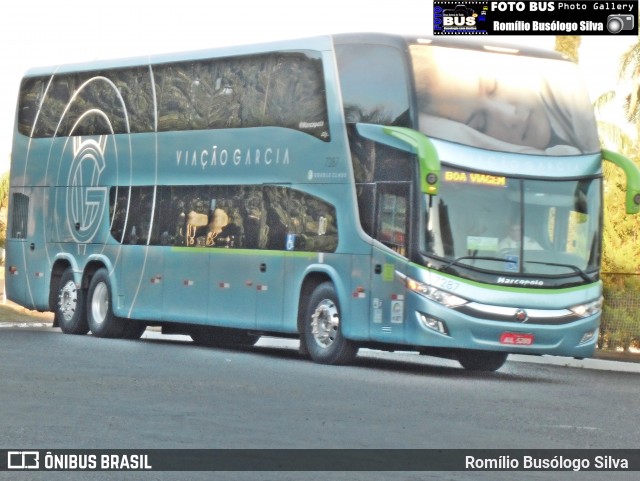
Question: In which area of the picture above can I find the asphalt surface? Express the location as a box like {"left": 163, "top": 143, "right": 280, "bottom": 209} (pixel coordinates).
{"left": 1, "top": 324, "right": 639, "bottom": 481}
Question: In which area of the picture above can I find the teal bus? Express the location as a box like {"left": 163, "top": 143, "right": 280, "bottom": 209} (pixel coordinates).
{"left": 8, "top": 34, "right": 640, "bottom": 371}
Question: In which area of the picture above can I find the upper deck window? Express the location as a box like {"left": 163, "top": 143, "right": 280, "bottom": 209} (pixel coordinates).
{"left": 336, "top": 44, "right": 410, "bottom": 126}
{"left": 18, "top": 51, "right": 330, "bottom": 141}
{"left": 18, "top": 67, "right": 155, "bottom": 137}
{"left": 154, "top": 51, "right": 329, "bottom": 140}
{"left": 410, "top": 45, "right": 600, "bottom": 155}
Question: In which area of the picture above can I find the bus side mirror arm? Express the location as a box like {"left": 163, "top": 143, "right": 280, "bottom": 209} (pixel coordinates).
{"left": 602, "top": 149, "right": 640, "bottom": 214}
{"left": 355, "top": 123, "right": 441, "bottom": 195}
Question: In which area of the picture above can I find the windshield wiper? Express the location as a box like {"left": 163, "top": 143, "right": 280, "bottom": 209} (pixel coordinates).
{"left": 524, "top": 261, "right": 592, "bottom": 283}
{"left": 440, "top": 255, "right": 510, "bottom": 273}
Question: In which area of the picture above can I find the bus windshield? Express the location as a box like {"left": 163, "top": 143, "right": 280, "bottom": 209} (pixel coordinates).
{"left": 423, "top": 169, "right": 602, "bottom": 282}
{"left": 410, "top": 44, "right": 600, "bottom": 155}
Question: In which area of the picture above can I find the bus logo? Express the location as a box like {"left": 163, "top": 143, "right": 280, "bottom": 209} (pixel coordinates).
{"left": 67, "top": 136, "right": 108, "bottom": 243}
{"left": 514, "top": 309, "right": 528, "bottom": 322}
{"left": 8, "top": 451, "right": 40, "bottom": 469}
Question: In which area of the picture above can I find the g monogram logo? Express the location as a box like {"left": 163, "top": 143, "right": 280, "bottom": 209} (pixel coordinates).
{"left": 66, "top": 136, "right": 108, "bottom": 243}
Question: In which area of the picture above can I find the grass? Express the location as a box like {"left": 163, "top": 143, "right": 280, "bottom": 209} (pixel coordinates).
{"left": 0, "top": 267, "right": 54, "bottom": 323}
{"left": 0, "top": 303, "right": 53, "bottom": 323}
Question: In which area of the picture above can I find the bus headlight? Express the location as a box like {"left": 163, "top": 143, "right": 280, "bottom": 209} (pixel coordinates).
{"left": 406, "top": 276, "right": 468, "bottom": 307}
{"left": 570, "top": 297, "right": 603, "bottom": 318}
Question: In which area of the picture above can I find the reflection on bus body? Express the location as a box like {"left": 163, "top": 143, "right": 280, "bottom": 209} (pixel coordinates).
{"left": 410, "top": 45, "right": 600, "bottom": 155}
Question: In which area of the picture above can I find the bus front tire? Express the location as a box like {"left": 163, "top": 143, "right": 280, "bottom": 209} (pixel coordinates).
{"left": 86, "top": 268, "right": 126, "bottom": 338}
{"left": 457, "top": 350, "right": 508, "bottom": 372}
{"left": 55, "top": 267, "right": 89, "bottom": 335}
{"left": 302, "top": 282, "right": 358, "bottom": 365}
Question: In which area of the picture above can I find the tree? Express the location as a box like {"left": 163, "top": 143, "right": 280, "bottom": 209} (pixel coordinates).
{"left": 554, "top": 35, "right": 581, "bottom": 63}
{"left": 596, "top": 36, "right": 640, "bottom": 275}
{"left": 590, "top": 36, "right": 640, "bottom": 351}
{"left": 0, "top": 171, "right": 9, "bottom": 209}
{"left": 618, "top": 39, "right": 640, "bottom": 125}
{"left": 556, "top": 35, "right": 640, "bottom": 350}
{"left": 0, "top": 170, "right": 7, "bottom": 250}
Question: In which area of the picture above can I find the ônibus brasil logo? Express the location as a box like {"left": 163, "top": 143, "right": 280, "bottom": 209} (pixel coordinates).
{"left": 66, "top": 136, "right": 108, "bottom": 243}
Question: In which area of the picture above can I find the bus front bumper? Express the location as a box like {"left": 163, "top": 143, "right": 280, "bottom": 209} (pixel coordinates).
{"left": 403, "top": 294, "right": 600, "bottom": 359}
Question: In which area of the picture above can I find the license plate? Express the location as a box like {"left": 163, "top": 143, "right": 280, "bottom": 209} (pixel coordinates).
{"left": 500, "top": 332, "right": 534, "bottom": 346}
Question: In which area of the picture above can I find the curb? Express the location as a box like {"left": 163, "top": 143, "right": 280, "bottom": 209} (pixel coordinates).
{"left": 509, "top": 354, "right": 640, "bottom": 373}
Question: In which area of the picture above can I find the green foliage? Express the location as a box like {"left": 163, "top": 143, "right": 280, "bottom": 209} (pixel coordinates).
{"left": 0, "top": 171, "right": 8, "bottom": 208}
{"left": 554, "top": 36, "right": 581, "bottom": 63}
{"left": 618, "top": 38, "right": 640, "bottom": 124}
{"left": 600, "top": 275, "right": 640, "bottom": 351}
{"left": 594, "top": 35, "right": 640, "bottom": 352}
{"left": 0, "top": 171, "right": 7, "bottom": 250}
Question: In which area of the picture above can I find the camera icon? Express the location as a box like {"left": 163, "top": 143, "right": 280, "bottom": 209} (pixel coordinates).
{"left": 607, "top": 14, "right": 634, "bottom": 34}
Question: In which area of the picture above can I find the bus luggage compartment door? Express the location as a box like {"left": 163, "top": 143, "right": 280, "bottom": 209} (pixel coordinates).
{"left": 163, "top": 248, "right": 211, "bottom": 324}
{"left": 118, "top": 245, "right": 164, "bottom": 321}
{"left": 208, "top": 251, "right": 257, "bottom": 329}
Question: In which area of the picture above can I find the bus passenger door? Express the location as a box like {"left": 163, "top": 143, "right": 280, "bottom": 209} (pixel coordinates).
{"left": 253, "top": 186, "right": 289, "bottom": 330}
{"left": 370, "top": 183, "right": 410, "bottom": 343}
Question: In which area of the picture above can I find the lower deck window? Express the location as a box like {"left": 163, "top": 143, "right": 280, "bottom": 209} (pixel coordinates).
{"left": 109, "top": 185, "right": 338, "bottom": 252}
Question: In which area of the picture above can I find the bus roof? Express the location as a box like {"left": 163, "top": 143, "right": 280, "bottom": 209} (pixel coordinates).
{"left": 23, "top": 35, "right": 336, "bottom": 77}
{"left": 22, "top": 32, "right": 568, "bottom": 78}
{"left": 332, "top": 32, "right": 568, "bottom": 61}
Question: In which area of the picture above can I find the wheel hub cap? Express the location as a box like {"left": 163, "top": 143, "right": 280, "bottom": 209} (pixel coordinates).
{"left": 311, "top": 299, "right": 339, "bottom": 348}
{"left": 59, "top": 281, "right": 78, "bottom": 322}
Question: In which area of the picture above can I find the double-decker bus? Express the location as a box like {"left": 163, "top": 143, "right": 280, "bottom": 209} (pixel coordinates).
{"left": 8, "top": 34, "right": 640, "bottom": 371}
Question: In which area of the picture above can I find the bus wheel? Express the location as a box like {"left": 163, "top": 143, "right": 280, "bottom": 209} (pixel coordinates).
{"left": 457, "top": 350, "right": 508, "bottom": 372}
{"left": 55, "top": 267, "right": 89, "bottom": 335}
{"left": 302, "top": 282, "right": 358, "bottom": 365}
{"left": 86, "top": 268, "right": 125, "bottom": 338}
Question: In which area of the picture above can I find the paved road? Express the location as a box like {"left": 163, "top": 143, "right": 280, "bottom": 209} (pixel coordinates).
{"left": 0, "top": 325, "right": 638, "bottom": 481}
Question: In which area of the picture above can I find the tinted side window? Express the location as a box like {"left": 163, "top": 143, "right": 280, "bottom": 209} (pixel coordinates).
{"left": 109, "top": 186, "right": 155, "bottom": 245}
{"left": 10, "top": 193, "right": 29, "bottom": 239}
{"left": 285, "top": 189, "right": 338, "bottom": 252}
{"left": 109, "top": 185, "right": 338, "bottom": 253}
{"left": 336, "top": 44, "right": 410, "bottom": 127}
{"left": 154, "top": 51, "right": 330, "bottom": 140}
{"left": 376, "top": 183, "right": 410, "bottom": 257}
{"left": 19, "top": 68, "right": 155, "bottom": 138}
{"left": 336, "top": 44, "right": 413, "bottom": 239}
{"left": 18, "top": 51, "right": 329, "bottom": 140}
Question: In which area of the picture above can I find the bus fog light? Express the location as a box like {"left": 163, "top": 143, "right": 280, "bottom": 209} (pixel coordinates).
{"left": 419, "top": 313, "right": 449, "bottom": 335}
{"left": 579, "top": 329, "right": 596, "bottom": 345}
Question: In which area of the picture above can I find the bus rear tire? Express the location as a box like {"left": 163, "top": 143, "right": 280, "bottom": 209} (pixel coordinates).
{"left": 457, "top": 350, "right": 508, "bottom": 372}
{"left": 55, "top": 267, "right": 89, "bottom": 335}
{"left": 86, "top": 268, "right": 126, "bottom": 338}
{"left": 302, "top": 282, "right": 358, "bottom": 365}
